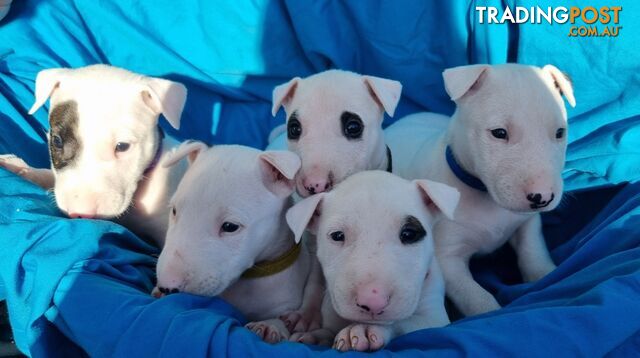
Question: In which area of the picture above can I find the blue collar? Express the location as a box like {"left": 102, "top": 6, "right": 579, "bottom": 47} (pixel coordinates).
{"left": 445, "top": 146, "right": 487, "bottom": 192}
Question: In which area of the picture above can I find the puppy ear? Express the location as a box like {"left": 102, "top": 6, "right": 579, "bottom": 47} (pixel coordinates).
{"left": 162, "top": 140, "right": 208, "bottom": 168}
{"left": 272, "top": 77, "right": 300, "bottom": 116}
{"left": 543, "top": 65, "right": 576, "bottom": 108}
{"left": 363, "top": 75, "right": 402, "bottom": 117}
{"left": 442, "top": 64, "right": 490, "bottom": 101}
{"left": 141, "top": 78, "right": 187, "bottom": 130}
{"left": 258, "top": 150, "right": 301, "bottom": 198}
{"left": 286, "top": 193, "right": 324, "bottom": 243}
{"left": 29, "top": 68, "right": 71, "bottom": 115}
{"left": 414, "top": 179, "right": 460, "bottom": 221}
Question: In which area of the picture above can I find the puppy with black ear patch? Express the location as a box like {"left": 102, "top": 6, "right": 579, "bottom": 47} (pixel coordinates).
{"left": 0, "top": 64, "right": 188, "bottom": 246}
{"left": 285, "top": 171, "right": 458, "bottom": 351}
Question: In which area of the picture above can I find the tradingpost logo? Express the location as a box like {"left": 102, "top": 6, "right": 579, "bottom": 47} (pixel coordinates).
{"left": 476, "top": 6, "right": 622, "bottom": 37}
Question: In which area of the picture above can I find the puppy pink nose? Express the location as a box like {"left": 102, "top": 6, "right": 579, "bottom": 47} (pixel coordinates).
{"left": 67, "top": 205, "right": 97, "bottom": 219}
{"left": 68, "top": 212, "right": 96, "bottom": 219}
{"left": 156, "top": 273, "right": 184, "bottom": 296}
{"left": 66, "top": 195, "right": 98, "bottom": 219}
{"left": 355, "top": 284, "right": 390, "bottom": 315}
{"left": 302, "top": 175, "right": 332, "bottom": 195}
{"left": 156, "top": 252, "right": 186, "bottom": 294}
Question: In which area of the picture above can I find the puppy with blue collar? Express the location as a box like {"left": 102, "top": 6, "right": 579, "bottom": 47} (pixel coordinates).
{"left": 385, "top": 63, "right": 576, "bottom": 316}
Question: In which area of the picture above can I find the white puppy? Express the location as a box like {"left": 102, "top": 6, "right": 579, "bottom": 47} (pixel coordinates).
{"left": 154, "top": 142, "right": 312, "bottom": 343}
{"left": 286, "top": 171, "right": 458, "bottom": 351}
{"left": 268, "top": 69, "right": 402, "bottom": 333}
{"left": 269, "top": 69, "right": 402, "bottom": 197}
{"left": 0, "top": 65, "right": 188, "bottom": 246}
{"left": 385, "top": 64, "right": 576, "bottom": 316}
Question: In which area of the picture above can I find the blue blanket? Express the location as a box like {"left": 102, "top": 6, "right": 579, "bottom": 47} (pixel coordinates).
{"left": 1, "top": 0, "right": 639, "bottom": 356}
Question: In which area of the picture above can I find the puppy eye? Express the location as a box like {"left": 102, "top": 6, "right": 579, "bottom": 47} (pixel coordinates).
{"left": 221, "top": 222, "right": 240, "bottom": 233}
{"left": 400, "top": 217, "right": 426, "bottom": 245}
{"left": 329, "top": 231, "right": 345, "bottom": 242}
{"left": 171, "top": 206, "right": 176, "bottom": 216}
{"left": 52, "top": 135, "right": 63, "bottom": 149}
{"left": 490, "top": 128, "right": 508, "bottom": 140}
{"left": 555, "top": 128, "right": 565, "bottom": 139}
{"left": 399, "top": 228, "right": 422, "bottom": 244}
{"left": 341, "top": 112, "right": 364, "bottom": 140}
{"left": 287, "top": 114, "right": 302, "bottom": 140}
{"left": 115, "top": 142, "right": 131, "bottom": 153}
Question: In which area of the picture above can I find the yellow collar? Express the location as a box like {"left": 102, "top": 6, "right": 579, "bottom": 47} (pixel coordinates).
{"left": 241, "top": 243, "right": 302, "bottom": 279}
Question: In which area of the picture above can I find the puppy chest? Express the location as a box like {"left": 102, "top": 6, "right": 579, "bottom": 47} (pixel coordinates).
{"left": 436, "top": 213, "right": 525, "bottom": 256}
{"left": 223, "top": 271, "right": 307, "bottom": 321}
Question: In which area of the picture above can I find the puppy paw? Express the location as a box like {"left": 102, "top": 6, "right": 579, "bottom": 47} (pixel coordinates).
{"left": 279, "top": 308, "right": 322, "bottom": 333}
{"left": 289, "top": 329, "right": 334, "bottom": 346}
{"left": 524, "top": 261, "right": 557, "bottom": 282}
{"left": 151, "top": 286, "right": 164, "bottom": 298}
{"left": 246, "top": 319, "right": 289, "bottom": 344}
{"left": 0, "top": 155, "right": 54, "bottom": 188}
{"left": 0, "top": 154, "right": 31, "bottom": 176}
{"left": 333, "top": 323, "right": 391, "bottom": 352}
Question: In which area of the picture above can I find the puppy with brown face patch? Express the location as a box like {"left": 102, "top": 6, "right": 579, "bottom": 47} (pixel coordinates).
{"left": 0, "top": 64, "right": 188, "bottom": 246}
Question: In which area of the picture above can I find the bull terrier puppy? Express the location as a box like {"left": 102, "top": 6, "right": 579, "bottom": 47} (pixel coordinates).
{"left": 385, "top": 64, "right": 576, "bottom": 316}
{"left": 286, "top": 171, "right": 459, "bottom": 351}
{"left": 268, "top": 69, "right": 402, "bottom": 197}
{"left": 153, "top": 142, "right": 312, "bottom": 343}
{"left": 0, "top": 65, "right": 188, "bottom": 246}
{"left": 267, "top": 69, "right": 402, "bottom": 333}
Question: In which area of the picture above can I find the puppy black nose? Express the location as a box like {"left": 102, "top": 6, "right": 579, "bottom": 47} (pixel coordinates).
{"left": 158, "top": 287, "right": 180, "bottom": 295}
{"left": 306, "top": 186, "right": 316, "bottom": 195}
{"left": 526, "top": 193, "right": 543, "bottom": 204}
{"left": 527, "top": 193, "right": 555, "bottom": 209}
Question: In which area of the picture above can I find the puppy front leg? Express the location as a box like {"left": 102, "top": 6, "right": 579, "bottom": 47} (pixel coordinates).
{"left": 509, "top": 214, "right": 556, "bottom": 282}
{"left": 0, "top": 155, "right": 54, "bottom": 189}
{"left": 289, "top": 295, "right": 341, "bottom": 346}
{"left": 439, "top": 253, "right": 500, "bottom": 316}
{"left": 289, "top": 294, "right": 350, "bottom": 346}
{"left": 333, "top": 323, "right": 393, "bottom": 352}
{"left": 246, "top": 318, "right": 290, "bottom": 344}
{"left": 289, "top": 328, "right": 335, "bottom": 346}
{"left": 280, "top": 246, "right": 324, "bottom": 333}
